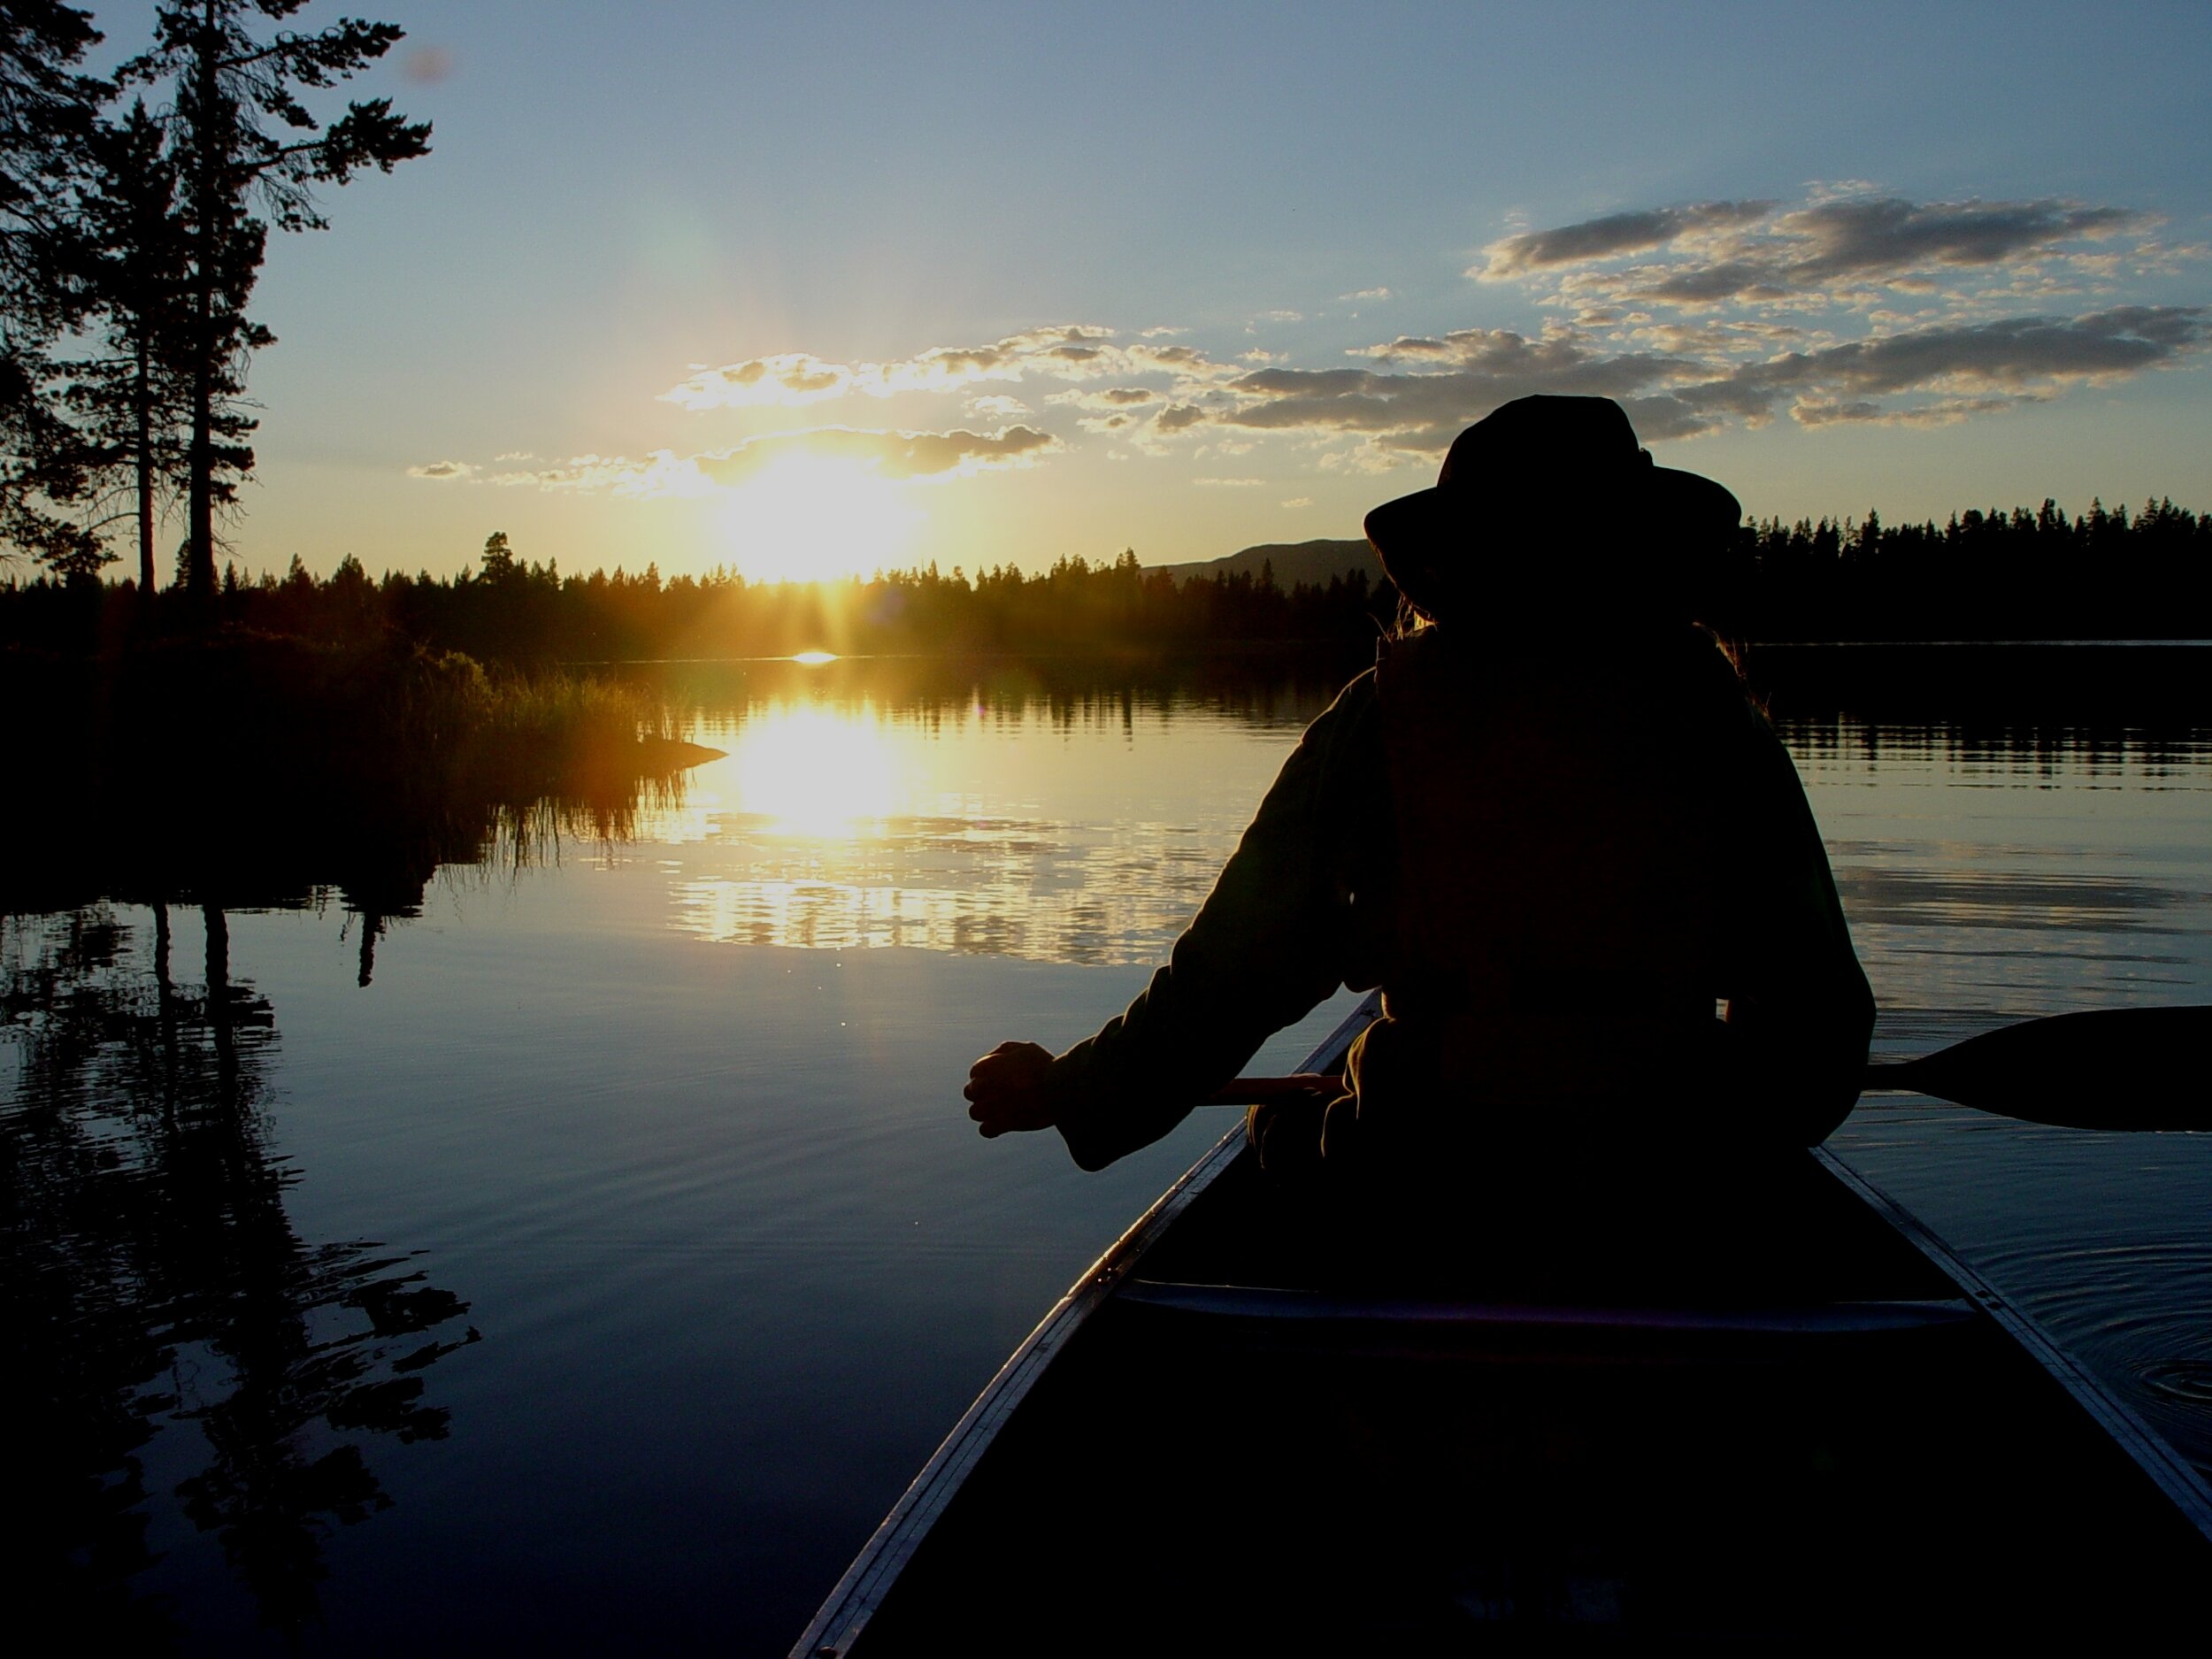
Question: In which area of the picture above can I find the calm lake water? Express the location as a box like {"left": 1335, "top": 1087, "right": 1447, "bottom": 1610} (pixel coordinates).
{"left": 6, "top": 650, "right": 2208, "bottom": 1654}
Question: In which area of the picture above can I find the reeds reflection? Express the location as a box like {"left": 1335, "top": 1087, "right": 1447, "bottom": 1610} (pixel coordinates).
{"left": 0, "top": 905, "right": 478, "bottom": 1641}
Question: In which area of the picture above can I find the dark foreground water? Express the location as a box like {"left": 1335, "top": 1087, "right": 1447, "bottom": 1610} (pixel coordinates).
{"left": 4, "top": 650, "right": 2208, "bottom": 1653}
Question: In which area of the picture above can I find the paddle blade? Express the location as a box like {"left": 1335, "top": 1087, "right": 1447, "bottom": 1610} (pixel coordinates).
{"left": 1864, "top": 1006, "right": 2212, "bottom": 1132}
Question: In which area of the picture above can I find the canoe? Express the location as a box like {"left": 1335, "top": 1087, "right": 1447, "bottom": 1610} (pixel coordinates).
{"left": 793, "top": 996, "right": 2212, "bottom": 1651}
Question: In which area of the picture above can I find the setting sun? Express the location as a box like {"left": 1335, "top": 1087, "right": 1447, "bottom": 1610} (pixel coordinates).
{"left": 712, "top": 453, "right": 921, "bottom": 584}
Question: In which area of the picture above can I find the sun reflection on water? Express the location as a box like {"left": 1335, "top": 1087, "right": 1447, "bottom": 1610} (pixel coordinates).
{"left": 725, "top": 702, "right": 902, "bottom": 839}
{"left": 630, "top": 687, "right": 1290, "bottom": 965}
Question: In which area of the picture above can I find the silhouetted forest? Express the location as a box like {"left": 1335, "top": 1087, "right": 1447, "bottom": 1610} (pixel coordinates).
{"left": 5, "top": 495, "right": 2208, "bottom": 665}
{"left": 2, "top": 539, "right": 1400, "bottom": 661}
{"left": 1709, "top": 498, "right": 2210, "bottom": 641}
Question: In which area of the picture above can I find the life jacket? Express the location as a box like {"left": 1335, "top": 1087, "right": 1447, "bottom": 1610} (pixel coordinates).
{"left": 1345, "top": 624, "right": 1756, "bottom": 1151}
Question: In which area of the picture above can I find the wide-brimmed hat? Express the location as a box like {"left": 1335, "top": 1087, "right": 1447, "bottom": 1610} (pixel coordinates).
{"left": 1363, "top": 395, "right": 1740, "bottom": 621}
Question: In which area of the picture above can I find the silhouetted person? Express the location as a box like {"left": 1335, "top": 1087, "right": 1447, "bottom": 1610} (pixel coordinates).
{"left": 966, "top": 396, "right": 1872, "bottom": 1187}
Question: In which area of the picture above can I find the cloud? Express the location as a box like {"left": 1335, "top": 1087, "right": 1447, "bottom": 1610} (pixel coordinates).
{"left": 1490, "top": 192, "right": 2162, "bottom": 312}
{"left": 1476, "top": 201, "right": 1772, "bottom": 278}
{"left": 696, "top": 426, "right": 1060, "bottom": 483}
{"left": 1280, "top": 496, "right": 1313, "bottom": 509}
{"left": 1216, "top": 328, "right": 1695, "bottom": 452}
{"left": 1340, "top": 287, "right": 1392, "bottom": 302}
{"left": 658, "top": 325, "right": 1125, "bottom": 410}
{"left": 1049, "top": 385, "right": 1159, "bottom": 410}
{"left": 418, "top": 426, "right": 1063, "bottom": 498}
{"left": 1712, "top": 306, "right": 2206, "bottom": 407}
{"left": 1790, "top": 394, "right": 2032, "bottom": 429}
{"left": 1194, "top": 476, "right": 1263, "bottom": 487}
{"left": 1784, "top": 197, "right": 2145, "bottom": 282}
{"left": 459, "top": 188, "right": 2202, "bottom": 501}
{"left": 481, "top": 450, "right": 715, "bottom": 497}
{"left": 1187, "top": 299, "right": 2207, "bottom": 459}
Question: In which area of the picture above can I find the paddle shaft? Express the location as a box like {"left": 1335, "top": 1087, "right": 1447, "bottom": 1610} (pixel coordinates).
{"left": 1213, "top": 1005, "right": 2210, "bottom": 1133}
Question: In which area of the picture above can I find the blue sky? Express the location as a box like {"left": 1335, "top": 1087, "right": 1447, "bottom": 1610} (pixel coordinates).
{"left": 79, "top": 1, "right": 2212, "bottom": 581}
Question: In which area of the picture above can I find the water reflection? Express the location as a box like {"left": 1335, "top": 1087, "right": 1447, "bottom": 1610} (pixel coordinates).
{"left": 660, "top": 677, "right": 1320, "bottom": 965}
{"left": 7, "top": 649, "right": 2211, "bottom": 1647}
{"left": 1, "top": 906, "right": 477, "bottom": 1641}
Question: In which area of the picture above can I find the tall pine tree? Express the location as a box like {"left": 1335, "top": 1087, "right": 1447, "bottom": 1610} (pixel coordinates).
{"left": 124, "top": 1, "right": 428, "bottom": 602}
{"left": 0, "top": 0, "right": 106, "bottom": 573}
{"left": 65, "top": 99, "right": 196, "bottom": 590}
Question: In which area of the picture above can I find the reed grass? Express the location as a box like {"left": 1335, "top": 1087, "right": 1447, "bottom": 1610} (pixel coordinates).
{"left": 1, "top": 633, "right": 717, "bottom": 913}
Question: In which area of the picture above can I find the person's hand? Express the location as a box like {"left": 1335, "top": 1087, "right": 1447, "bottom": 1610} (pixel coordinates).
{"left": 964, "top": 1041, "right": 1057, "bottom": 1138}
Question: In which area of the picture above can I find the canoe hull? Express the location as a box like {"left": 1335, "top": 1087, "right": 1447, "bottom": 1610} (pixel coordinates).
{"left": 795, "top": 1007, "right": 2212, "bottom": 1651}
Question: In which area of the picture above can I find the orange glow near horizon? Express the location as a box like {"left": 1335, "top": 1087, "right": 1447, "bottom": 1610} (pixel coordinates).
{"left": 711, "top": 453, "right": 921, "bottom": 583}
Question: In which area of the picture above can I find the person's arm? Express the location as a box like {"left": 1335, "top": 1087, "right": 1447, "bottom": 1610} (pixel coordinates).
{"left": 966, "top": 674, "right": 1382, "bottom": 1170}
{"left": 1716, "top": 718, "right": 1875, "bottom": 1145}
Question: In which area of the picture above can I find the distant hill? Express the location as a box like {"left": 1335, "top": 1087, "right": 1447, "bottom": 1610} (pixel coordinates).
{"left": 1154, "top": 538, "right": 1373, "bottom": 589}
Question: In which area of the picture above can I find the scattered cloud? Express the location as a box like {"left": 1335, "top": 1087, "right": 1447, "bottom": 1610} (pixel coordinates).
{"left": 1475, "top": 200, "right": 1772, "bottom": 279}
{"left": 1194, "top": 476, "right": 1263, "bottom": 487}
{"left": 658, "top": 324, "right": 1119, "bottom": 410}
{"left": 697, "top": 426, "right": 1061, "bottom": 484}
{"left": 1280, "top": 496, "right": 1313, "bottom": 509}
{"left": 443, "top": 188, "right": 2202, "bottom": 502}
{"left": 1488, "top": 192, "right": 2159, "bottom": 316}
{"left": 416, "top": 426, "right": 1061, "bottom": 498}
{"left": 1049, "top": 385, "right": 1159, "bottom": 410}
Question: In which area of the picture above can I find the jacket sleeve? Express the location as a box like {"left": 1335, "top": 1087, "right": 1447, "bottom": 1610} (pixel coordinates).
{"left": 1044, "top": 674, "right": 1381, "bottom": 1170}
{"left": 1716, "top": 717, "right": 1876, "bottom": 1144}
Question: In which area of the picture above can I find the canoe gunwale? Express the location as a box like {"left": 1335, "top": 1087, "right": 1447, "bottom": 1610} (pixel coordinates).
{"left": 1814, "top": 1144, "right": 2212, "bottom": 1543}
{"left": 789, "top": 994, "right": 1385, "bottom": 1659}
{"left": 793, "top": 1126, "right": 1243, "bottom": 1659}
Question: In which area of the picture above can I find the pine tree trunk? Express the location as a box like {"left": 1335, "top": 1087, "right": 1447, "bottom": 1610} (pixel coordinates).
{"left": 188, "top": 318, "right": 212, "bottom": 598}
{"left": 136, "top": 333, "right": 156, "bottom": 592}
{"left": 184, "top": 0, "right": 219, "bottom": 605}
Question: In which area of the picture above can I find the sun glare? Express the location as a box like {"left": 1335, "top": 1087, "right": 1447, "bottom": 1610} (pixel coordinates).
{"left": 714, "top": 453, "right": 920, "bottom": 583}
{"left": 727, "top": 703, "right": 900, "bottom": 838}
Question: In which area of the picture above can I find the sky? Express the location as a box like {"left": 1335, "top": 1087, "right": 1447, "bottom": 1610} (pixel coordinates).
{"left": 71, "top": 1, "right": 2212, "bottom": 584}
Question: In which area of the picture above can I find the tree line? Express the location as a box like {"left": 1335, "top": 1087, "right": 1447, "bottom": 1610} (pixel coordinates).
{"left": 1, "top": 1, "right": 426, "bottom": 597}
{"left": 2, "top": 538, "right": 1404, "bottom": 661}
{"left": 7, "top": 493, "right": 2208, "bottom": 664}
{"left": 1711, "top": 497, "right": 2211, "bottom": 641}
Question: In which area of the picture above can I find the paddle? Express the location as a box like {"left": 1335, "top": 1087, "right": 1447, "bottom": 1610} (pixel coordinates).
{"left": 1214, "top": 1006, "right": 2212, "bottom": 1133}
